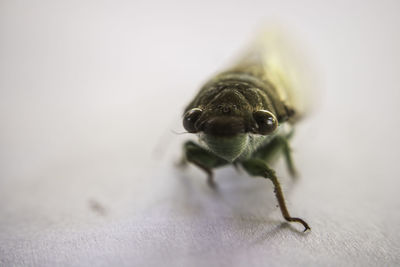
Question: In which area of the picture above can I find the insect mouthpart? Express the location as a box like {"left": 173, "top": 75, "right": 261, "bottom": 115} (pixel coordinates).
{"left": 202, "top": 116, "right": 246, "bottom": 136}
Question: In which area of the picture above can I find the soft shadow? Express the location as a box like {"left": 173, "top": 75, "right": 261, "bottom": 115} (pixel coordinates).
{"left": 248, "top": 221, "right": 310, "bottom": 247}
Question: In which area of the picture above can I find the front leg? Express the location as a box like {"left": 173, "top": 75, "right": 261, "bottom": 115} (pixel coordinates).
{"left": 241, "top": 158, "right": 310, "bottom": 232}
{"left": 253, "top": 134, "right": 297, "bottom": 178}
{"left": 183, "top": 141, "right": 228, "bottom": 187}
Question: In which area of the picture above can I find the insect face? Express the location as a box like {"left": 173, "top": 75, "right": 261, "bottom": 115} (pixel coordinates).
{"left": 183, "top": 84, "right": 280, "bottom": 161}
{"left": 183, "top": 87, "right": 278, "bottom": 136}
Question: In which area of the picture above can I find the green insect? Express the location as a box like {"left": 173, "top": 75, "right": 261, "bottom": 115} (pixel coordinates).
{"left": 181, "top": 29, "right": 311, "bottom": 231}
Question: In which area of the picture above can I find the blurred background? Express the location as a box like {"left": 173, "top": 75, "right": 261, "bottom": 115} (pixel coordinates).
{"left": 1, "top": 0, "right": 400, "bottom": 266}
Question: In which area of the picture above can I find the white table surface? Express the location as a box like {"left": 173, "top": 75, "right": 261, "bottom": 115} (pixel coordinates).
{"left": 1, "top": 0, "right": 400, "bottom": 266}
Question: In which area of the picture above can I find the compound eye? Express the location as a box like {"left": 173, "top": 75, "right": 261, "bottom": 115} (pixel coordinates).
{"left": 253, "top": 110, "right": 278, "bottom": 135}
{"left": 183, "top": 108, "right": 203, "bottom": 133}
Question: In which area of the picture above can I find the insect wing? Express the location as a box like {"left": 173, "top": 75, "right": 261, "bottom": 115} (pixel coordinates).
{"left": 229, "top": 28, "right": 316, "bottom": 122}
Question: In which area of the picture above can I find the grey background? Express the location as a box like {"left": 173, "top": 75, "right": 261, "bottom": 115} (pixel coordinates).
{"left": 1, "top": 0, "right": 400, "bottom": 266}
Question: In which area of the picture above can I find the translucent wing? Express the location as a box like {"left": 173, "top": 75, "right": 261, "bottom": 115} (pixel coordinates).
{"left": 228, "top": 27, "right": 315, "bottom": 122}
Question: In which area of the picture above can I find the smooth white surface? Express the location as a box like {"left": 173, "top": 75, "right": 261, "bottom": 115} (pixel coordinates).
{"left": 1, "top": 0, "right": 400, "bottom": 266}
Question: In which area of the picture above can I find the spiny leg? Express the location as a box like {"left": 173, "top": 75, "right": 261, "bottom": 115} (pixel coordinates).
{"left": 241, "top": 158, "right": 310, "bottom": 232}
{"left": 183, "top": 141, "right": 228, "bottom": 187}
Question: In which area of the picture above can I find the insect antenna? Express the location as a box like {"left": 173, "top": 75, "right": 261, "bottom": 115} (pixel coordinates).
{"left": 170, "top": 129, "right": 190, "bottom": 135}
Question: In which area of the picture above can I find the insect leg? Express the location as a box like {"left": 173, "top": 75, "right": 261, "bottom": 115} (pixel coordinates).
{"left": 241, "top": 158, "right": 310, "bottom": 232}
{"left": 253, "top": 134, "right": 297, "bottom": 178}
{"left": 184, "top": 141, "right": 228, "bottom": 187}
{"left": 278, "top": 135, "right": 297, "bottom": 177}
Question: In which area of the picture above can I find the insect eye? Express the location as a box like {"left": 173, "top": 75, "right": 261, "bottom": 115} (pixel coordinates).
{"left": 253, "top": 110, "right": 278, "bottom": 135}
{"left": 183, "top": 108, "right": 203, "bottom": 133}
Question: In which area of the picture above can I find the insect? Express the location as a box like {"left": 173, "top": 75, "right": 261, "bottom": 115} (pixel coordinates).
{"left": 181, "top": 29, "right": 311, "bottom": 231}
